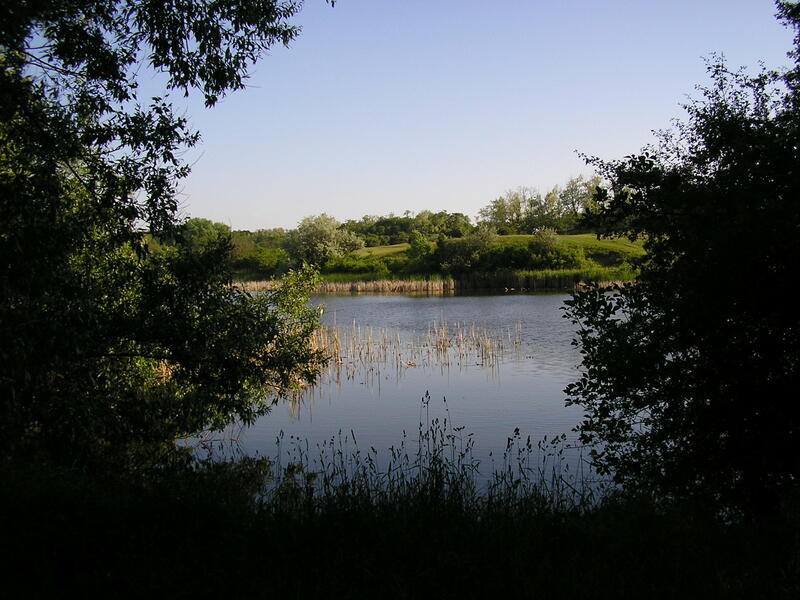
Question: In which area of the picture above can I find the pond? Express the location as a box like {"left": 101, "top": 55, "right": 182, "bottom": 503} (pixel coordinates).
{"left": 229, "top": 293, "right": 589, "bottom": 483}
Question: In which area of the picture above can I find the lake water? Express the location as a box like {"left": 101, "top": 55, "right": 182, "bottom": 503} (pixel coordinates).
{"left": 231, "top": 293, "right": 588, "bottom": 481}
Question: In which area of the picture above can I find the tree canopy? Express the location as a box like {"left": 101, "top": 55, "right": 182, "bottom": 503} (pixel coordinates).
{"left": 478, "top": 176, "right": 601, "bottom": 235}
{"left": 283, "top": 213, "right": 365, "bottom": 266}
{"left": 342, "top": 210, "right": 473, "bottom": 246}
{"left": 565, "top": 1, "right": 800, "bottom": 515}
{"left": 0, "top": 1, "right": 327, "bottom": 468}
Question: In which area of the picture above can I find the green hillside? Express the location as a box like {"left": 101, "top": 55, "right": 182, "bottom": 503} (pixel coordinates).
{"left": 317, "top": 233, "right": 644, "bottom": 290}
{"left": 351, "top": 234, "right": 643, "bottom": 270}
{"left": 352, "top": 243, "right": 410, "bottom": 259}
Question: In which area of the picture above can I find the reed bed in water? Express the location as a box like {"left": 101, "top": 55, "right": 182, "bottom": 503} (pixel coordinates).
{"left": 238, "top": 278, "right": 456, "bottom": 294}
{"left": 238, "top": 273, "right": 630, "bottom": 294}
{"left": 310, "top": 319, "right": 524, "bottom": 382}
{"left": 286, "top": 320, "right": 526, "bottom": 418}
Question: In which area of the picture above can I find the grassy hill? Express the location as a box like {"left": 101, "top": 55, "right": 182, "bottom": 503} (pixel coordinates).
{"left": 352, "top": 234, "right": 643, "bottom": 265}
{"left": 353, "top": 242, "right": 410, "bottom": 259}
{"left": 316, "top": 234, "right": 645, "bottom": 291}
{"left": 493, "top": 234, "right": 644, "bottom": 266}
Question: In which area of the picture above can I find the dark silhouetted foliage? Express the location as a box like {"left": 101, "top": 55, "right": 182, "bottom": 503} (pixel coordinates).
{"left": 0, "top": 1, "right": 326, "bottom": 468}
{"left": 565, "top": 2, "right": 800, "bottom": 515}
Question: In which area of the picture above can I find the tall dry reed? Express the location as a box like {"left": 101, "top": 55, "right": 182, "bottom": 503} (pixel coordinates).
{"left": 237, "top": 274, "right": 628, "bottom": 294}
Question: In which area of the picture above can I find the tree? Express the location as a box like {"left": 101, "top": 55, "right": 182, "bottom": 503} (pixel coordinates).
{"left": 565, "top": 2, "right": 800, "bottom": 515}
{"left": 343, "top": 211, "right": 473, "bottom": 245}
{"left": 433, "top": 223, "right": 496, "bottom": 274}
{"left": 406, "top": 229, "right": 433, "bottom": 265}
{"left": 557, "top": 174, "right": 603, "bottom": 230}
{"left": 0, "top": 1, "right": 329, "bottom": 468}
{"left": 283, "top": 214, "right": 364, "bottom": 266}
{"left": 181, "top": 218, "right": 232, "bottom": 251}
{"left": 479, "top": 182, "right": 595, "bottom": 234}
{"left": 478, "top": 188, "right": 532, "bottom": 233}
{"left": 533, "top": 186, "right": 562, "bottom": 230}
{"left": 436, "top": 211, "right": 473, "bottom": 238}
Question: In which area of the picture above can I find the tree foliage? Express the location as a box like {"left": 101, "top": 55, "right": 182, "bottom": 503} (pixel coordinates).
{"left": 342, "top": 211, "right": 473, "bottom": 246}
{"left": 478, "top": 176, "right": 601, "bottom": 234}
{"left": 0, "top": 1, "right": 327, "bottom": 467}
{"left": 283, "top": 213, "right": 364, "bottom": 266}
{"left": 565, "top": 2, "right": 800, "bottom": 515}
{"left": 179, "top": 218, "right": 232, "bottom": 252}
{"left": 433, "top": 229, "right": 584, "bottom": 275}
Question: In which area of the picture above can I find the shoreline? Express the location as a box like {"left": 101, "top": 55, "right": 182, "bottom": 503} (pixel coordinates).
{"left": 236, "top": 275, "right": 630, "bottom": 294}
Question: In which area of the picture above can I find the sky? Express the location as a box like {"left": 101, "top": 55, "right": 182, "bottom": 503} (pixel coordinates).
{"left": 168, "top": 0, "right": 795, "bottom": 230}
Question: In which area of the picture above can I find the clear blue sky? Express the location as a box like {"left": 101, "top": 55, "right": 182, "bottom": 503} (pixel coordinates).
{"left": 173, "top": 0, "right": 795, "bottom": 230}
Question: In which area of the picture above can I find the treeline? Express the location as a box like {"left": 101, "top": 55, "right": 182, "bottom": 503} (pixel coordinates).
{"left": 342, "top": 210, "right": 473, "bottom": 246}
{"left": 478, "top": 175, "right": 602, "bottom": 234}
{"left": 157, "top": 175, "right": 604, "bottom": 279}
{"left": 152, "top": 219, "right": 598, "bottom": 281}
{"left": 340, "top": 174, "right": 602, "bottom": 243}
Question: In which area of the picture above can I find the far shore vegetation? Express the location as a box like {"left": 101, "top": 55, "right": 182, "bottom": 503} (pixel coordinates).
{"left": 152, "top": 195, "right": 645, "bottom": 292}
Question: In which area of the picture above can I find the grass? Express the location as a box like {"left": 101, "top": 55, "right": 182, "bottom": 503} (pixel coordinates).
{"left": 352, "top": 234, "right": 643, "bottom": 262}
{"left": 322, "top": 271, "right": 396, "bottom": 283}
{"left": 3, "top": 411, "right": 797, "bottom": 598}
{"left": 493, "top": 233, "right": 645, "bottom": 266}
{"left": 343, "top": 234, "right": 642, "bottom": 290}
{"left": 320, "top": 272, "right": 447, "bottom": 283}
{"left": 560, "top": 232, "right": 644, "bottom": 253}
{"left": 560, "top": 233, "right": 645, "bottom": 266}
{"left": 452, "top": 266, "right": 636, "bottom": 292}
{"left": 235, "top": 234, "right": 643, "bottom": 291}
{"left": 353, "top": 242, "right": 410, "bottom": 258}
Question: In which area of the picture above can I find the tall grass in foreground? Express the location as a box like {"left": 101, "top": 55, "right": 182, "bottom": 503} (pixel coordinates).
{"left": 254, "top": 394, "right": 601, "bottom": 518}
{"left": 6, "top": 403, "right": 798, "bottom": 598}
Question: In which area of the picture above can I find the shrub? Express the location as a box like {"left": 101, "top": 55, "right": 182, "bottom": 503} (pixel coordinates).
{"left": 527, "top": 228, "right": 559, "bottom": 253}
{"left": 237, "top": 246, "right": 289, "bottom": 276}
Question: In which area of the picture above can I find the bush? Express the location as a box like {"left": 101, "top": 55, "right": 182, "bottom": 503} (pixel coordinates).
{"left": 324, "top": 255, "right": 390, "bottom": 277}
{"left": 236, "top": 246, "right": 289, "bottom": 277}
{"left": 527, "top": 228, "right": 559, "bottom": 253}
{"left": 383, "top": 254, "right": 411, "bottom": 275}
{"left": 527, "top": 246, "right": 586, "bottom": 270}
{"left": 442, "top": 233, "right": 587, "bottom": 272}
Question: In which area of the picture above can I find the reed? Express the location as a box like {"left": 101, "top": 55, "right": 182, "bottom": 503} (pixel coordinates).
{"left": 236, "top": 278, "right": 456, "bottom": 294}
{"left": 237, "top": 279, "right": 281, "bottom": 292}
{"left": 8, "top": 442, "right": 794, "bottom": 599}
{"left": 266, "top": 393, "right": 600, "bottom": 515}
{"left": 280, "top": 319, "right": 526, "bottom": 418}
{"left": 318, "top": 278, "right": 456, "bottom": 294}
{"left": 306, "top": 318, "right": 522, "bottom": 385}
{"left": 237, "top": 267, "right": 634, "bottom": 294}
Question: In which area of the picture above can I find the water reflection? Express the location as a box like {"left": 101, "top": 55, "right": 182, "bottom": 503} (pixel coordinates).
{"left": 240, "top": 293, "right": 587, "bottom": 481}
